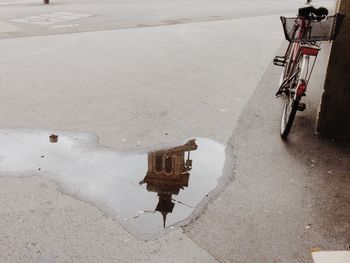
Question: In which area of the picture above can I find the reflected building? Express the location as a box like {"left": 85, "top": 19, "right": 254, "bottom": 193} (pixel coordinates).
{"left": 140, "top": 139, "right": 198, "bottom": 227}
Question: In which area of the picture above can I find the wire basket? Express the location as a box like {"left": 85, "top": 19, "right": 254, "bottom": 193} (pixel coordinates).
{"left": 280, "top": 13, "right": 345, "bottom": 42}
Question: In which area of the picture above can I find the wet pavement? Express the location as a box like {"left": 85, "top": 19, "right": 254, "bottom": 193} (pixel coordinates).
{"left": 0, "top": 0, "right": 312, "bottom": 39}
{"left": 1, "top": 0, "right": 348, "bottom": 262}
{"left": 185, "top": 41, "right": 350, "bottom": 263}
{"left": 0, "top": 130, "right": 225, "bottom": 237}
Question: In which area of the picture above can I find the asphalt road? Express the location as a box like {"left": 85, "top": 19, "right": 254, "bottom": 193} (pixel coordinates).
{"left": 1, "top": 0, "right": 349, "bottom": 262}
{"left": 0, "top": 9, "right": 288, "bottom": 149}
{"left": 0, "top": 0, "right": 332, "bottom": 38}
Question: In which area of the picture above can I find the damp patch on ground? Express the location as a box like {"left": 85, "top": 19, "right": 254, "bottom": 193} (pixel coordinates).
{"left": 11, "top": 12, "right": 92, "bottom": 25}
{"left": 0, "top": 130, "right": 225, "bottom": 237}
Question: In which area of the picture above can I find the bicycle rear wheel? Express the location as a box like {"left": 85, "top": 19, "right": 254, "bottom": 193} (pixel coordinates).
{"left": 280, "top": 94, "right": 300, "bottom": 139}
{"left": 280, "top": 54, "right": 304, "bottom": 139}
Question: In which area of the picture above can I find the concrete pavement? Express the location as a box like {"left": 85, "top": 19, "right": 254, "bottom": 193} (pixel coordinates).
{"left": 1, "top": 0, "right": 349, "bottom": 262}
{"left": 185, "top": 44, "right": 350, "bottom": 262}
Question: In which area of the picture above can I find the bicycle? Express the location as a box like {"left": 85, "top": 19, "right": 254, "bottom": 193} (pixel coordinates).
{"left": 273, "top": 0, "right": 344, "bottom": 139}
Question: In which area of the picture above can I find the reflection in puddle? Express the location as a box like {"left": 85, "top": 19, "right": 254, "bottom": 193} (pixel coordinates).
{"left": 140, "top": 139, "right": 198, "bottom": 228}
{"left": 0, "top": 130, "right": 225, "bottom": 237}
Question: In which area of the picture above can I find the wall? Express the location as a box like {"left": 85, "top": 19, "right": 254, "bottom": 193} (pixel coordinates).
{"left": 317, "top": 0, "right": 350, "bottom": 139}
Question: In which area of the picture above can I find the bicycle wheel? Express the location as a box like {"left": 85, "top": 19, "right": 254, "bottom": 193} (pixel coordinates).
{"left": 280, "top": 93, "right": 300, "bottom": 139}
{"left": 280, "top": 54, "right": 303, "bottom": 139}
{"left": 275, "top": 42, "right": 293, "bottom": 96}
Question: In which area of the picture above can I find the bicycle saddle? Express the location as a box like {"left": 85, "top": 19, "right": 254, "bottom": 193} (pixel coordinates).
{"left": 298, "top": 6, "right": 329, "bottom": 19}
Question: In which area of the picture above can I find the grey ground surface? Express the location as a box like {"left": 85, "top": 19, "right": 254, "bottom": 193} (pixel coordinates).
{"left": 185, "top": 44, "right": 350, "bottom": 263}
{"left": 1, "top": 0, "right": 349, "bottom": 262}
{"left": 0, "top": 14, "right": 285, "bottom": 149}
{"left": 0, "top": 0, "right": 330, "bottom": 38}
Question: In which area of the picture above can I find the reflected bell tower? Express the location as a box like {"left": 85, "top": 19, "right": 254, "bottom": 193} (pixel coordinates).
{"left": 140, "top": 139, "right": 198, "bottom": 227}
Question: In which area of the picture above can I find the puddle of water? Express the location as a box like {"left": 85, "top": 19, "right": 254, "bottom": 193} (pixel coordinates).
{"left": 0, "top": 130, "right": 225, "bottom": 237}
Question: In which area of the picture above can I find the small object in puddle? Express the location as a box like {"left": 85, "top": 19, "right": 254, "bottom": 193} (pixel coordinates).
{"left": 49, "top": 134, "right": 58, "bottom": 143}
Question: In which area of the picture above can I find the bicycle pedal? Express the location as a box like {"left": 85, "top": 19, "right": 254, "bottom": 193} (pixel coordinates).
{"left": 297, "top": 102, "right": 306, "bottom": 111}
{"left": 273, "top": 56, "right": 287, "bottom": 67}
{"left": 275, "top": 90, "right": 283, "bottom": 97}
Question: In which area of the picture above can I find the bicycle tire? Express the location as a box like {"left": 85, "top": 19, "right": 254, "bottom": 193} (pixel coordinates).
{"left": 280, "top": 54, "right": 303, "bottom": 139}
{"left": 280, "top": 95, "right": 300, "bottom": 139}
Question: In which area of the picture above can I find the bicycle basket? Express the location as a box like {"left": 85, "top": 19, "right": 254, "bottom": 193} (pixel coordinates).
{"left": 280, "top": 13, "right": 345, "bottom": 42}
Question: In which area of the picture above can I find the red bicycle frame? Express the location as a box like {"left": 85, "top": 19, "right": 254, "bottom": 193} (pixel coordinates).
{"left": 282, "top": 18, "right": 320, "bottom": 98}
